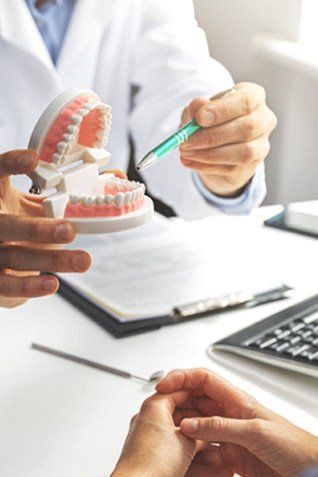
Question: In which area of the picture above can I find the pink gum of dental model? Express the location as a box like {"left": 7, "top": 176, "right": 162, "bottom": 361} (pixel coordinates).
{"left": 28, "top": 89, "right": 149, "bottom": 225}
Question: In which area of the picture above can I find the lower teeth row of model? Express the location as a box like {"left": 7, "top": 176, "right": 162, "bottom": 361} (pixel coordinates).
{"left": 69, "top": 188, "right": 145, "bottom": 207}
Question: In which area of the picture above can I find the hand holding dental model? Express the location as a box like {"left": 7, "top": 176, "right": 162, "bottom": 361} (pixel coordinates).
{"left": 0, "top": 89, "right": 153, "bottom": 307}
{"left": 112, "top": 368, "right": 318, "bottom": 477}
{"left": 28, "top": 88, "right": 153, "bottom": 233}
{"left": 0, "top": 149, "right": 91, "bottom": 308}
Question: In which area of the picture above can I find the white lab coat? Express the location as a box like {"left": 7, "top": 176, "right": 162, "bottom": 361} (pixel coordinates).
{"left": 0, "top": 0, "right": 235, "bottom": 219}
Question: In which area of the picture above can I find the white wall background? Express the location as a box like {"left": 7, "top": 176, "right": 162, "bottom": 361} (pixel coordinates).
{"left": 194, "top": 0, "right": 318, "bottom": 205}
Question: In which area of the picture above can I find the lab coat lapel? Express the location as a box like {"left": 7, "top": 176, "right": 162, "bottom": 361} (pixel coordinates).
{"left": 0, "top": 0, "right": 57, "bottom": 74}
{"left": 57, "top": 0, "right": 112, "bottom": 84}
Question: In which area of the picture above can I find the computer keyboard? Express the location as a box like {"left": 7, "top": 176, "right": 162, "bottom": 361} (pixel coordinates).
{"left": 212, "top": 294, "right": 318, "bottom": 378}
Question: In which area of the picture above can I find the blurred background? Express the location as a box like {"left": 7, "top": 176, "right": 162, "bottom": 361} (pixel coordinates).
{"left": 193, "top": 0, "right": 318, "bottom": 206}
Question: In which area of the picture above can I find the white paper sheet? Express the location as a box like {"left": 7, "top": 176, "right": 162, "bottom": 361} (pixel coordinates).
{"left": 64, "top": 214, "right": 283, "bottom": 321}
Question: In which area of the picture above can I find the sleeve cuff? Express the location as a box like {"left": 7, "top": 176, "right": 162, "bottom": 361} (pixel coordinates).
{"left": 193, "top": 165, "right": 266, "bottom": 215}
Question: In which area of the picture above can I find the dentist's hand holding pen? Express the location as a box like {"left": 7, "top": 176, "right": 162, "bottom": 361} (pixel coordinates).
{"left": 180, "top": 82, "right": 277, "bottom": 198}
{"left": 0, "top": 149, "right": 91, "bottom": 308}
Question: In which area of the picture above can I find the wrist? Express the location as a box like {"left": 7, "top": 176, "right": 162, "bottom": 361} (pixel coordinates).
{"left": 111, "top": 460, "right": 165, "bottom": 477}
{"left": 199, "top": 172, "right": 248, "bottom": 198}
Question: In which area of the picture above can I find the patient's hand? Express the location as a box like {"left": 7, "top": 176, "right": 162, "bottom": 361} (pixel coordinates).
{"left": 111, "top": 390, "right": 205, "bottom": 477}
{"left": 157, "top": 368, "right": 318, "bottom": 477}
{"left": 0, "top": 149, "right": 91, "bottom": 308}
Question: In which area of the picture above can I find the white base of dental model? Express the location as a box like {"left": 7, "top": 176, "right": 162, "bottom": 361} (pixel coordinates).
{"left": 70, "top": 196, "right": 154, "bottom": 234}
{"left": 28, "top": 88, "right": 153, "bottom": 234}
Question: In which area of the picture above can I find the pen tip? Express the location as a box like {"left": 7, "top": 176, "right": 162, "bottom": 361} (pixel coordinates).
{"left": 136, "top": 152, "right": 158, "bottom": 172}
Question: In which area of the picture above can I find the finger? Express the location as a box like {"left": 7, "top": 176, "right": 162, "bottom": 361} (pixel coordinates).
{"left": 0, "top": 273, "right": 59, "bottom": 298}
{"left": 0, "top": 215, "right": 76, "bottom": 244}
{"left": 182, "top": 107, "right": 274, "bottom": 151}
{"left": 156, "top": 369, "right": 252, "bottom": 412}
{"left": 193, "top": 83, "right": 266, "bottom": 128}
{"left": 0, "top": 150, "right": 39, "bottom": 178}
{"left": 180, "top": 415, "right": 260, "bottom": 449}
{"left": 181, "top": 137, "right": 271, "bottom": 166}
{"left": 140, "top": 390, "right": 190, "bottom": 416}
{"left": 174, "top": 409, "right": 204, "bottom": 426}
{"left": 0, "top": 246, "right": 91, "bottom": 273}
{"left": 103, "top": 169, "right": 128, "bottom": 179}
{"left": 181, "top": 159, "right": 240, "bottom": 177}
{"left": 176, "top": 395, "right": 223, "bottom": 416}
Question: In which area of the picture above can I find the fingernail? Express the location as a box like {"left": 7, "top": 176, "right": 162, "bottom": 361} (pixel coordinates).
{"left": 200, "top": 109, "right": 215, "bottom": 125}
{"left": 181, "top": 419, "right": 199, "bottom": 433}
{"left": 182, "top": 150, "right": 194, "bottom": 158}
{"left": 42, "top": 277, "right": 57, "bottom": 292}
{"left": 56, "top": 223, "right": 74, "bottom": 242}
{"left": 73, "top": 252, "right": 90, "bottom": 272}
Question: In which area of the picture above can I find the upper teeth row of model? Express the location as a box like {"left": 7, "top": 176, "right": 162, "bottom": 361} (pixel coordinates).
{"left": 51, "top": 101, "right": 112, "bottom": 164}
{"left": 69, "top": 186, "right": 145, "bottom": 207}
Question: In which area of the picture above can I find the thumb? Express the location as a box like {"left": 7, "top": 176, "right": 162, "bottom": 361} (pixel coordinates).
{"left": 180, "top": 416, "right": 255, "bottom": 448}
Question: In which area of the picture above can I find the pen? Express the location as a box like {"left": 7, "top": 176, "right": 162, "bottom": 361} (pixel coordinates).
{"left": 136, "top": 88, "right": 236, "bottom": 172}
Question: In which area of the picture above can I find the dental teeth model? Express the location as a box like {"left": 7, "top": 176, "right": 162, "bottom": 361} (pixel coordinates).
{"left": 28, "top": 88, "right": 153, "bottom": 233}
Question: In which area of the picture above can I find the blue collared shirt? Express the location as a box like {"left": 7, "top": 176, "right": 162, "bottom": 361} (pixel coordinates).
{"left": 25, "top": 0, "right": 265, "bottom": 214}
{"left": 25, "top": 0, "right": 74, "bottom": 65}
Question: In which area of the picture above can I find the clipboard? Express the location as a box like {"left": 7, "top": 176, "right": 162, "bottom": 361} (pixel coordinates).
{"left": 57, "top": 277, "right": 292, "bottom": 338}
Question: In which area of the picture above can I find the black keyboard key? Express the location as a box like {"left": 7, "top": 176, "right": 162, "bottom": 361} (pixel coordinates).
{"left": 259, "top": 337, "right": 278, "bottom": 349}
{"left": 289, "top": 336, "right": 301, "bottom": 345}
{"left": 292, "top": 344, "right": 310, "bottom": 357}
{"left": 276, "top": 342, "right": 290, "bottom": 353}
{"left": 303, "top": 312, "right": 318, "bottom": 324}
{"left": 309, "top": 350, "right": 318, "bottom": 361}
{"left": 291, "top": 323, "right": 305, "bottom": 332}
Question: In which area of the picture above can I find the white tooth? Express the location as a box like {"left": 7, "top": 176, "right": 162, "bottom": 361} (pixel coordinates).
{"left": 63, "top": 133, "right": 73, "bottom": 142}
{"left": 84, "top": 102, "right": 97, "bottom": 111}
{"left": 141, "top": 184, "right": 146, "bottom": 194}
{"left": 95, "top": 196, "right": 104, "bottom": 205}
{"left": 52, "top": 153, "right": 62, "bottom": 164}
{"left": 83, "top": 196, "right": 94, "bottom": 207}
{"left": 104, "top": 195, "right": 113, "bottom": 205}
{"left": 70, "top": 195, "right": 80, "bottom": 204}
{"left": 67, "top": 125, "right": 78, "bottom": 134}
{"left": 131, "top": 190, "right": 138, "bottom": 201}
{"left": 124, "top": 191, "right": 132, "bottom": 205}
{"left": 71, "top": 114, "right": 82, "bottom": 124}
{"left": 78, "top": 108, "right": 90, "bottom": 117}
{"left": 114, "top": 193, "right": 125, "bottom": 207}
{"left": 57, "top": 141, "right": 67, "bottom": 154}
{"left": 96, "top": 130, "right": 104, "bottom": 140}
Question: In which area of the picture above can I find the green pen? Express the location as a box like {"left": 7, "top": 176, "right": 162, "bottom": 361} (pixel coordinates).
{"left": 136, "top": 88, "right": 235, "bottom": 172}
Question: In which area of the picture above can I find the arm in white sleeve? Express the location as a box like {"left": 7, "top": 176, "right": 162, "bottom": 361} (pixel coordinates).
{"left": 129, "top": 0, "right": 238, "bottom": 220}
{"left": 193, "top": 163, "right": 266, "bottom": 214}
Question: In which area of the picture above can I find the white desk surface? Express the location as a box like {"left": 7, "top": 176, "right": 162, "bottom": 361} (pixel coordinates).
{"left": 1, "top": 206, "right": 318, "bottom": 477}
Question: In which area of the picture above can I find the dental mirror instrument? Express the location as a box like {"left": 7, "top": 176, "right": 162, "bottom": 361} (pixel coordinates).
{"left": 31, "top": 343, "right": 165, "bottom": 383}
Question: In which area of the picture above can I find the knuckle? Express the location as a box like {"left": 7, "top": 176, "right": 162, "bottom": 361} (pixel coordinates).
{"left": 269, "top": 110, "right": 278, "bottom": 131}
{"left": 140, "top": 396, "right": 156, "bottom": 414}
{"left": 129, "top": 414, "right": 139, "bottom": 427}
{"left": 209, "top": 416, "right": 224, "bottom": 432}
{"left": 241, "top": 396, "right": 259, "bottom": 418}
{"left": 207, "top": 127, "right": 222, "bottom": 146}
{"left": 250, "top": 418, "right": 269, "bottom": 439}
{"left": 241, "top": 92, "right": 255, "bottom": 115}
{"left": 241, "top": 117, "right": 258, "bottom": 139}
{"left": 243, "top": 143, "right": 257, "bottom": 163}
